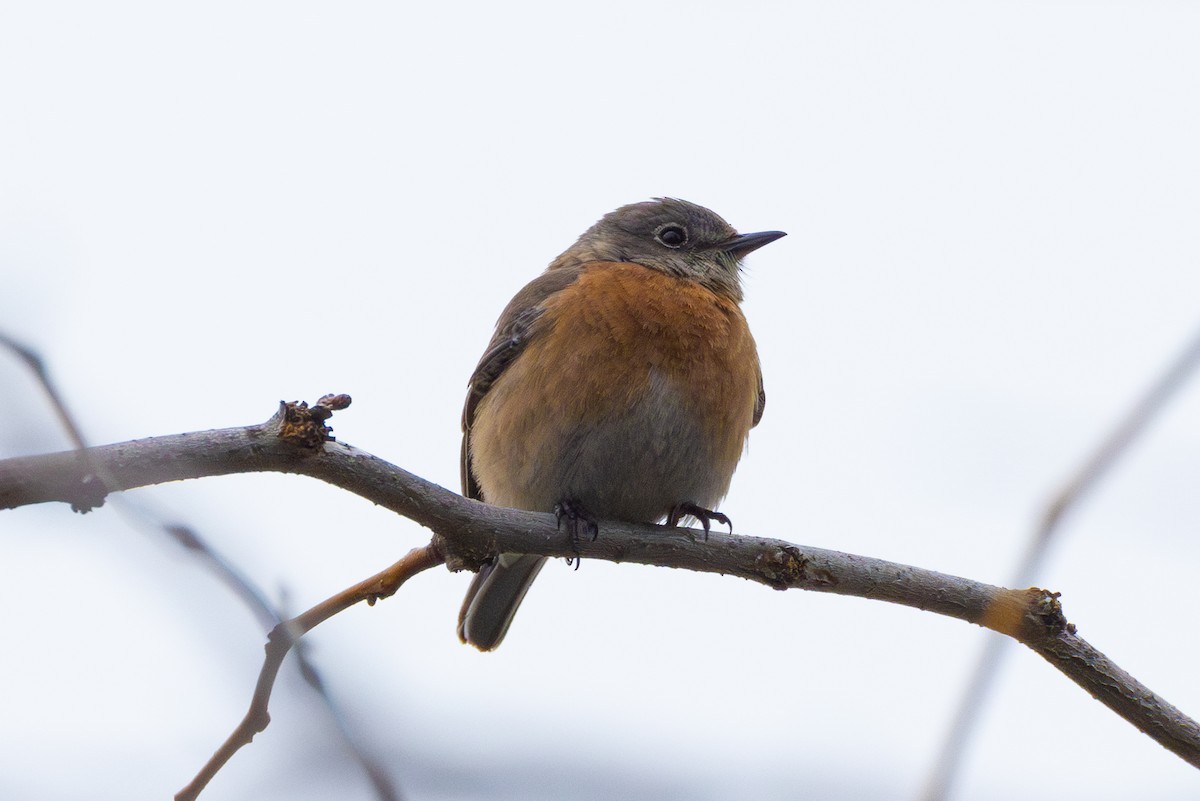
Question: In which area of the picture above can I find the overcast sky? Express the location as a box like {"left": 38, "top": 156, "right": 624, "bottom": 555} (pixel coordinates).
{"left": 2, "top": 2, "right": 1200, "bottom": 800}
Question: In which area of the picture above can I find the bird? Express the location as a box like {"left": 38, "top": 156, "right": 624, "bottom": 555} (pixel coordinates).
{"left": 457, "top": 197, "right": 785, "bottom": 650}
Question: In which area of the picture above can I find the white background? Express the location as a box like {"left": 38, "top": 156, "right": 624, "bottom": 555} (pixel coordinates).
{"left": 2, "top": 2, "right": 1199, "bottom": 799}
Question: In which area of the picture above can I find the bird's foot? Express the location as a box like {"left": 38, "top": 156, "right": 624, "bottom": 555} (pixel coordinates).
{"left": 555, "top": 498, "right": 598, "bottom": 570}
{"left": 668, "top": 502, "right": 732, "bottom": 541}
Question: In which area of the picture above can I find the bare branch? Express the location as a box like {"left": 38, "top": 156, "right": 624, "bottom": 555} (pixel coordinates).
{"left": 2, "top": 399, "right": 1198, "bottom": 774}
{"left": 0, "top": 396, "right": 351, "bottom": 512}
{"left": 175, "top": 543, "right": 443, "bottom": 801}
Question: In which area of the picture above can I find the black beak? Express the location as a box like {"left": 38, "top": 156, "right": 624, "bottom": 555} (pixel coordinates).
{"left": 722, "top": 230, "right": 787, "bottom": 257}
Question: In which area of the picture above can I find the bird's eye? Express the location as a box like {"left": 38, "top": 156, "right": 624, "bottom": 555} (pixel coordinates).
{"left": 656, "top": 224, "right": 688, "bottom": 248}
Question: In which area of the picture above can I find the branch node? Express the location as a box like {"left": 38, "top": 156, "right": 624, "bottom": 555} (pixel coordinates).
{"left": 981, "top": 587, "right": 1073, "bottom": 640}
{"left": 1028, "top": 588, "right": 1073, "bottom": 637}
{"left": 755, "top": 545, "right": 837, "bottom": 590}
{"left": 433, "top": 531, "right": 494, "bottom": 574}
{"left": 69, "top": 472, "right": 109, "bottom": 513}
{"left": 275, "top": 395, "right": 352, "bottom": 448}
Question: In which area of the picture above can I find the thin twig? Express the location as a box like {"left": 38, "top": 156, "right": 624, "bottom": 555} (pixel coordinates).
{"left": 277, "top": 587, "right": 404, "bottom": 801}
{"left": 175, "top": 543, "right": 445, "bottom": 801}
{"left": 922, "top": 322, "right": 1200, "bottom": 801}
{"left": 2, "top": 401, "right": 1198, "bottom": 773}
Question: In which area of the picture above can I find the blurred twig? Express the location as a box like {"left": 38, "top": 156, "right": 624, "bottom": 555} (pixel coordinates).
{"left": 922, "top": 322, "right": 1200, "bottom": 801}
{"left": 0, "top": 331, "right": 87, "bottom": 449}
{"left": 0, "top": 332, "right": 401, "bottom": 801}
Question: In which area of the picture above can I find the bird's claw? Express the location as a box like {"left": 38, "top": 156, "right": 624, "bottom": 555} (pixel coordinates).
{"left": 668, "top": 502, "right": 732, "bottom": 541}
{"left": 555, "top": 499, "right": 598, "bottom": 570}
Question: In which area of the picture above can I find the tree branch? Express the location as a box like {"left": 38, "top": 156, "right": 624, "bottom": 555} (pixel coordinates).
{"left": 3, "top": 399, "right": 1199, "bottom": 773}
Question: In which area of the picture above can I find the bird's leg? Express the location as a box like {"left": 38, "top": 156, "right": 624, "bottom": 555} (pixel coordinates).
{"left": 555, "top": 498, "right": 598, "bottom": 571}
{"left": 668, "top": 502, "right": 732, "bottom": 541}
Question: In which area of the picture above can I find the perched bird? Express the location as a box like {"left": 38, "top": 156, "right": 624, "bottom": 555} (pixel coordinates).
{"left": 458, "top": 198, "right": 784, "bottom": 650}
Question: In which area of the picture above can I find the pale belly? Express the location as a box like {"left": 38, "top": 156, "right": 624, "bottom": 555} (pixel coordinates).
{"left": 470, "top": 365, "right": 753, "bottom": 522}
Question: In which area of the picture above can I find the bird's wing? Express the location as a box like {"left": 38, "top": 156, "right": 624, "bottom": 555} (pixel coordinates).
{"left": 461, "top": 265, "right": 585, "bottom": 499}
{"left": 753, "top": 364, "right": 766, "bottom": 428}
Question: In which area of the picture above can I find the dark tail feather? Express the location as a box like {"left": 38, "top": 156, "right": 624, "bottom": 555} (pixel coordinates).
{"left": 457, "top": 553, "right": 547, "bottom": 651}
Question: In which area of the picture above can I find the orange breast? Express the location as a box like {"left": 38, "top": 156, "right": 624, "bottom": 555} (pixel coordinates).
{"left": 469, "top": 261, "right": 760, "bottom": 521}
